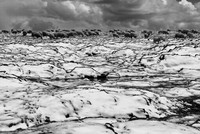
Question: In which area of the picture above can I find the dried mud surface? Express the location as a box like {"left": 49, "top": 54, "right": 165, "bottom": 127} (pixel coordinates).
{"left": 0, "top": 34, "right": 200, "bottom": 133}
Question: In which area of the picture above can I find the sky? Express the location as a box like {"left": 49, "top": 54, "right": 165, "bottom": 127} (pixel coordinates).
{"left": 0, "top": 0, "right": 199, "bottom": 31}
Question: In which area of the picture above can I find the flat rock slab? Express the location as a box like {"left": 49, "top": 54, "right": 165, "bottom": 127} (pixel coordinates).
{"left": 0, "top": 35, "right": 200, "bottom": 132}
{"left": 9, "top": 120, "right": 200, "bottom": 134}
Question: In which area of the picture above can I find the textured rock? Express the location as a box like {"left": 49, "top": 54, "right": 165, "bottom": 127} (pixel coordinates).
{"left": 0, "top": 32, "right": 200, "bottom": 133}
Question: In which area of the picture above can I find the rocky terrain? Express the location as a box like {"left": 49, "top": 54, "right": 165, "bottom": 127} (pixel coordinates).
{"left": 0, "top": 31, "right": 200, "bottom": 133}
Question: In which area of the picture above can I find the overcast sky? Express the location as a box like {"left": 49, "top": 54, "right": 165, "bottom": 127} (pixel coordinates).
{"left": 0, "top": 0, "right": 199, "bottom": 31}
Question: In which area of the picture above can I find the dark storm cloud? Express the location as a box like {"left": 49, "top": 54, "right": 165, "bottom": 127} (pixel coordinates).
{"left": 44, "top": 1, "right": 76, "bottom": 20}
{"left": 0, "top": 0, "right": 50, "bottom": 30}
{"left": 92, "top": 0, "right": 200, "bottom": 29}
{"left": 0, "top": 0, "right": 102, "bottom": 30}
{"left": 92, "top": 0, "right": 145, "bottom": 21}
{"left": 91, "top": 0, "right": 151, "bottom": 28}
{"left": 28, "top": 18, "right": 55, "bottom": 31}
{"left": 98, "top": 0, "right": 200, "bottom": 29}
{"left": 0, "top": 0, "right": 200, "bottom": 30}
{"left": 188, "top": 0, "right": 198, "bottom": 4}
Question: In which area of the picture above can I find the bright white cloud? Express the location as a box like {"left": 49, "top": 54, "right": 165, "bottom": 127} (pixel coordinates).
{"left": 161, "top": 0, "right": 167, "bottom": 5}
{"left": 179, "top": 0, "right": 196, "bottom": 10}
{"left": 62, "top": 1, "right": 77, "bottom": 15}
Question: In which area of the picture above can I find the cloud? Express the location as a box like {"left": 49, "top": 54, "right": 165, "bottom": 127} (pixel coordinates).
{"left": 0, "top": 0, "right": 200, "bottom": 30}
{"left": 177, "top": 0, "right": 199, "bottom": 4}
{"left": 91, "top": 0, "right": 174, "bottom": 29}
{"left": 28, "top": 18, "right": 55, "bottom": 31}
{"left": 0, "top": 0, "right": 48, "bottom": 30}
{"left": 179, "top": 0, "right": 196, "bottom": 10}
{"left": 0, "top": 0, "right": 102, "bottom": 30}
{"left": 94, "top": 0, "right": 200, "bottom": 29}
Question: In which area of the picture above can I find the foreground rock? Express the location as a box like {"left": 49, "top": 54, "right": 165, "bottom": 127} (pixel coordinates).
{"left": 0, "top": 77, "right": 177, "bottom": 131}
{"left": 7, "top": 120, "right": 200, "bottom": 134}
{"left": 0, "top": 33, "right": 200, "bottom": 133}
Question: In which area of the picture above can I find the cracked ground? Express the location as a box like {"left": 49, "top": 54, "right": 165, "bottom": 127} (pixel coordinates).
{"left": 0, "top": 34, "right": 200, "bottom": 133}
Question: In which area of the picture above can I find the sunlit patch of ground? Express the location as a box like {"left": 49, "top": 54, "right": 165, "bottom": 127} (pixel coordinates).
{"left": 0, "top": 34, "right": 200, "bottom": 133}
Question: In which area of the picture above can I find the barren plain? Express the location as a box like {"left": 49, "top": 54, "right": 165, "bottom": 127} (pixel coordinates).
{"left": 0, "top": 32, "right": 200, "bottom": 133}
